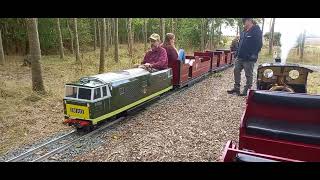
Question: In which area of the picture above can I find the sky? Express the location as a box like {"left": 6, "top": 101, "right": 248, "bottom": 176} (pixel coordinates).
{"left": 222, "top": 18, "right": 320, "bottom": 37}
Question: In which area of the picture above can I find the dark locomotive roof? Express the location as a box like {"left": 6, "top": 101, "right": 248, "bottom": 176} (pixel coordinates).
{"left": 66, "top": 68, "right": 150, "bottom": 88}
{"left": 258, "top": 63, "right": 313, "bottom": 72}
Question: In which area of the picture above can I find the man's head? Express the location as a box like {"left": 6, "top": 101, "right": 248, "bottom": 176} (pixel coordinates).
{"left": 242, "top": 18, "right": 254, "bottom": 30}
{"left": 149, "top": 33, "right": 161, "bottom": 49}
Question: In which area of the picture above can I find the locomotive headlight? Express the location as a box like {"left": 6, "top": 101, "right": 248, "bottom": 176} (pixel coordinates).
{"left": 87, "top": 103, "right": 90, "bottom": 107}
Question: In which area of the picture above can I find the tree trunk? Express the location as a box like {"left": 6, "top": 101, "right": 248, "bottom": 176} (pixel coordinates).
{"left": 268, "top": 18, "right": 275, "bottom": 55}
{"left": 107, "top": 18, "right": 111, "bottom": 48}
{"left": 56, "top": 18, "right": 64, "bottom": 59}
{"left": 218, "top": 24, "right": 222, "bottom": 46}
{"left": 114, "top": 18, "right": 119, "bottom": 63}
{"left": 144, "top": 18, "right": 148, "bottom": 52}
{"left": 66, "top": 19, "right": 74, "bottom": 54}
{"left": 209, "top": 19, "right": 214, "bottom": 50}
{"left": 200, "top": 18, "right": 205, "bottom": 51}
{"left": 236, "top": 26, "right": 239, "bottom": 36}
{"left": 0, "top": 29, "right": 5, "bottom": 65}
{"left": 212, "top": 19, "right": 215, "bottom": 49}
{"left": 97, "top": 19, "right": 101, "bottom": 49}
{"left": 112, "top": 18, "right": 115, "bottom": 46}
{"left": 93, "top": 19, "right": 97, "bottom": 51}
{"left": 160, "top": 18, "right": 165, "bottom": 42}
{"left": 99, "top": 18, "right": 106, "bottom": 73}
{"left": 261, "top": 18, "right": 265, "bottom": 37}
{"left": 128, "top": 18, "right": 133, "bottom": 59}
{"left": 297, "top": 34, "right": 301, "bottom": 56}
{"left": 26, "top": 18, "right": 45, "bottom": 93}
{"left": 300, "top": 30, "right": 306, "bottom": 60}
{"left": 72, "top": 18, "right": 81, "bottom": 63}
{"left": 106, "top": 18, "right": 109, "bottom": 52}
{"left": 171, "top": 18, "right": 174, "bottom": 33}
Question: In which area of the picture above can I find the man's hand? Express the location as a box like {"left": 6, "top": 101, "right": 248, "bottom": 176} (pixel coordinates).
{"left": 144, "top": 63, "right": 152, "bottom": 68}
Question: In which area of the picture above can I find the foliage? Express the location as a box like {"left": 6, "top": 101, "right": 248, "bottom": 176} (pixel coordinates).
{"left": 0, "top": 18, "right": 248, "bottom": 54}
{"left": 264, "top": 32, "right": 281, "bottom": 46}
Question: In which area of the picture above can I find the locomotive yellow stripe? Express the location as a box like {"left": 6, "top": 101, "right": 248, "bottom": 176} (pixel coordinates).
{"left": 91, "top": 86, "right": 173, "bottom": 125}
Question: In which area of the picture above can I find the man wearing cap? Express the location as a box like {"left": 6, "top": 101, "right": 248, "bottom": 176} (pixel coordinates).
{"left": 138, "top": 33, "right": 168, "bottom": 72}
{"left": 227, "top": 18, "right": 263, "bottom": 96}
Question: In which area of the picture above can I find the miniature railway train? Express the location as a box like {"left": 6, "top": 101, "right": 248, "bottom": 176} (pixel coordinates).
{"left": 63, "top": 49, "right": 235, "bottom": 130}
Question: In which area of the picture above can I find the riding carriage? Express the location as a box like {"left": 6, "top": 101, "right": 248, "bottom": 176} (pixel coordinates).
{"left": 221, "top": 61, "right": 320, "bottom": 162}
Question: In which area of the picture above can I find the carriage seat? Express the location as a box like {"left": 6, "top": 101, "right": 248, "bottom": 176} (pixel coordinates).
{"left": 246, "top": 117, "right": 320, "bottom": 145}
{"left": 252, "top": 91, "right": 320, "bottom": 109}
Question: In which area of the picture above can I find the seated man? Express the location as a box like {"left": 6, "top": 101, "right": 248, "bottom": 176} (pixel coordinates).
{"left": 138, "top": 33, "right": 168, "bottom": 72}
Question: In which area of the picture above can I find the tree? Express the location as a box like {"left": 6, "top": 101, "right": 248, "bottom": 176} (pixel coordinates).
{"left": 66, "top": 19, "right": 74, "bottom": 54}
{"left": 261, "top": 18, "right": 265, "bottom": 37}
{"left": 160, "top": 18, "right": 165, "bottom": 42}
{"left": 264, "top": 32, "right": 281, "bottom": 46}
{"left": 128, "top": 18, "right": 133, "bottom": 59}
{"left": 97, "top": 19, "right": 101, "bottom": 49}
{"left": 144, "top": 18, "right": 148, "bottom": 52}
{"left": 114, "top": 18, "right": 119, "bottom": 63}
{"left": 200, "top": 18, "right": 205, "bottom": 51}
{"left": 171, "top": 18, "right": 174, "bottom": 33}
{"left": 56, "top": 18, "right": 64, "bottom": 59}
{"left": 268, "top": 18, "right": 275, "bottom": 55}
{"left": 300, "top": 30, "right": 306, "bottom": 60}
{"left": 26, "top": 18, "right": 45, "bottom": 93}
{"left": 99, "top": 18, "right": 106, "bottom": 74}
{"left": 72, "top": 18, "right": 81, "bottom": 63}
{"left": 106, "top": 18, "right": 109, "bottom": 52}
{"left": 0, "top": 29, "right": 5, "bottom": 65}
{"left": 93, "top": 19, "right": 97, "bottom": 51}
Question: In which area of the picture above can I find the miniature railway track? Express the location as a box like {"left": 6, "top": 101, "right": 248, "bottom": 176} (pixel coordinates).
{"left": 6, "top": 117, "right": 124, "bottom": 162}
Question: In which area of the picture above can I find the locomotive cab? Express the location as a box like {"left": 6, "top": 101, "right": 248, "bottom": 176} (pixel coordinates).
{"left": 63, "top": 78, "right": 112, "bottom": 128}
{"left": 257, "top": 62, "right": 313, "bottom": 93}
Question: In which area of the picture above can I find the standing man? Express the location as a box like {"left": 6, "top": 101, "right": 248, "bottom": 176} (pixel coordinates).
{"left": 227, "top": 18, "right": 263, "bottom": 96}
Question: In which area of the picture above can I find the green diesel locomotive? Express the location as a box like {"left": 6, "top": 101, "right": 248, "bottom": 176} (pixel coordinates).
{"left": 63, "top": 68, "right": 173, "bottom": 129}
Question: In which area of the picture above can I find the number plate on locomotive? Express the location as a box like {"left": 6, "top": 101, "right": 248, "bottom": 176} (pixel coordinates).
{"left": 66, "top": 104, "right": 89, "bottom": 119}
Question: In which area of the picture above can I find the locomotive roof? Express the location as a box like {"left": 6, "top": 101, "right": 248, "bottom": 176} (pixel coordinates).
{"left": 258, "top": 63, "right": 313, "bottom": 72}
{"left": 67, "top": 68, "right": 150, "bottom": 88}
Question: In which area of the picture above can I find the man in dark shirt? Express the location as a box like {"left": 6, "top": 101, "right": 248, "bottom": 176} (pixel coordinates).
{"left": 138, "top": 33, "right": 168, "bottom": 72}
{"left": 227, "top": 18, "right": 263, "bottom": 96}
